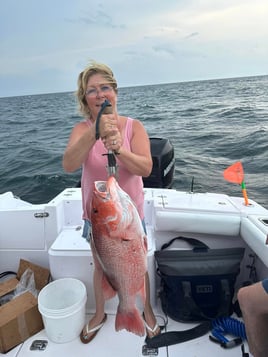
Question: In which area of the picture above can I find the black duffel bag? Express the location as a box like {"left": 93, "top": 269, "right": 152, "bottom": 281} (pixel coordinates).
{"left": 155, "top": 236, "right": 245, "bottom": 322}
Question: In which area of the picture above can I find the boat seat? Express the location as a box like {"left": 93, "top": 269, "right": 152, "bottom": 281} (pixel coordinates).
{"left": 152, "top": 191, "right": 241, "bottom": 236}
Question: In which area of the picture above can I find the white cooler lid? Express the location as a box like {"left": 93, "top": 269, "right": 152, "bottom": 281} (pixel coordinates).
{"left": 49, "top": 227, "right": 91, "bottom": 253}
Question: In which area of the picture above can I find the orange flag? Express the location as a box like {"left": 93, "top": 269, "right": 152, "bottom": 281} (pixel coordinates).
{"left": 223, "top": 161, "right": 244, "bottom": 184}
{"left": 223, "top": 162, "right": 249, "bottom": 206}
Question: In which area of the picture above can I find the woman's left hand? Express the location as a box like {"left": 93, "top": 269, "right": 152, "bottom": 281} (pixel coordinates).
{"left": 102, "top": 129, "right": 122, "bottom": 153}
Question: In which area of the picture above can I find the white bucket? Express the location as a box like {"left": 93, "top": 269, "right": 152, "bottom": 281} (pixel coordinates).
{"left": 38, "top": 278, "right": 87, "bottom": 343}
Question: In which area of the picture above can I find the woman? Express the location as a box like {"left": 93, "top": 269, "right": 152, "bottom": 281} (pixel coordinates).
{"left": 63, "top": 61, "right": 160, "bottom": 343}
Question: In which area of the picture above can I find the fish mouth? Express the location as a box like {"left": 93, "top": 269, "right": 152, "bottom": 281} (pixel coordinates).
{"left": 95, "top": 181, "right": 107, "bottom": 193}
{"left": 94, "top": 177, "right": 117, "bottom": 200}
{"left": 94, "top": 181, "right": 111, "bottom": 200}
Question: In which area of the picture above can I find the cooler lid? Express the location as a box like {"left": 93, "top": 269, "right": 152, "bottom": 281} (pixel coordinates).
{"left": 50, "top": 227, "right": 91, "bottom": 251}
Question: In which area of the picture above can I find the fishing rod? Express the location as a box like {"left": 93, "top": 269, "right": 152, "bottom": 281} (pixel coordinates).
{"left": 95, "top": 99, "right": 118, "bottom": 178}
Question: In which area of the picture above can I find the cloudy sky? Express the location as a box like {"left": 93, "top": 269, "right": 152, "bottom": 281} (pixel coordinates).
{"left": 1, "top": 0, "right": 267, "bottom": 97}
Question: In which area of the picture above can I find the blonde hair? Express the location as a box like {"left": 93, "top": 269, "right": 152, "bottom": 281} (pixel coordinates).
{"left": 76, "top": 61, "right": 118, "bottom": 117}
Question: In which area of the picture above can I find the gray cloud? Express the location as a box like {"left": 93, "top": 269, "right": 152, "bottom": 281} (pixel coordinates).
{"left": 185, "top": 32, "right": 199, "bottom": 39}
{"left": 152, "top": 45, "right": 176, "bottom": 57}
{"left": 66, "top": 7, "right": 126, "bottom": 29}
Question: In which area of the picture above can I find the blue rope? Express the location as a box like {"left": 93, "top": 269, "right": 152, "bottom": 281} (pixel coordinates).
{"left": 211, "top": 317, "right": 247, "bottom": 348}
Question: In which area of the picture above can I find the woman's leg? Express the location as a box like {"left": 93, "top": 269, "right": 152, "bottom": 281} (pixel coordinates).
{"left": 81, "top": 242, "right": 106, "bottom": 340}
{"left": 238, "top": 281, "right": 268, "bottom": 357}
{"left": 143, "top": 272, "right": 160, "bottom": 337}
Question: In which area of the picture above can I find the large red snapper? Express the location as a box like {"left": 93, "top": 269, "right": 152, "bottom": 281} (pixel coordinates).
{"left": 90, "top": 176, "right": 148, "bottom": 336}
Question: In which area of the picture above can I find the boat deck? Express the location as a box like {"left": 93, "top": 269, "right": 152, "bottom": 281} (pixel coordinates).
{"left": 1, "top": 188, "right": 264, "bottom": 357}
{"left": 2, "top": 310, "right": 252, "bottom": 357}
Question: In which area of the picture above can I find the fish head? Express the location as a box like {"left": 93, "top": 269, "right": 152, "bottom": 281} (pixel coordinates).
{"left": 91, "top": 176, "right": 142, "bottom": 242}
{"left": 91, "top": 176, "right": 124, "bottom": 232}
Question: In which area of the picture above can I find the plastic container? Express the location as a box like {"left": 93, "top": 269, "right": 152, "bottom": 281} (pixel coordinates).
{"left": 38, "top": 278, "right": 87, "bottom": 343}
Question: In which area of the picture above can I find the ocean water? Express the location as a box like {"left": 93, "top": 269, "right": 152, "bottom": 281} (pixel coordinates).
{"left": 0, "top": 75, "right": 268, "bottom": 208}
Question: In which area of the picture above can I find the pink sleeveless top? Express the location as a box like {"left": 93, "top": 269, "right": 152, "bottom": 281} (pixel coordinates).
{"left": 81, "top": 117, "right": 144, "bottom": 221}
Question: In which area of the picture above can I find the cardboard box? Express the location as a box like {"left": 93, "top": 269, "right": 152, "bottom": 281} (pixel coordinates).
{"left": 0, "top": 259, "right": 50, "bottom": 353}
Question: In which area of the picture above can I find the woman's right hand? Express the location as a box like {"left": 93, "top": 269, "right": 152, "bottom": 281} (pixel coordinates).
{"left": 98, "top": 114, "right": 118, "bottom": 139}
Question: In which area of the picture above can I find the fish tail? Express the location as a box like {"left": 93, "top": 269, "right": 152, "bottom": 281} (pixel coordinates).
{"left": 115, "top": 308, "right": 145, "bottom": 336}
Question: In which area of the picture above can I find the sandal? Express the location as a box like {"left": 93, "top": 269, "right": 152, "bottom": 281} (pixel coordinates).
{"left": 80, "top": 314, "right": 107, "bottom": 344}
{"left": 143, "top": 313, "right": 161, "bottom": 338}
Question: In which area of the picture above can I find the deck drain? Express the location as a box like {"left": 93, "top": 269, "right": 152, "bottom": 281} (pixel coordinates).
{"left": 30, "top": 340, "right": 48, "bottom": 351}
